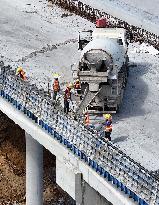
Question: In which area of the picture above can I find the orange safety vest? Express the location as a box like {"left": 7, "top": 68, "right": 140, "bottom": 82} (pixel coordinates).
{"left": 105, "top": 124, "right": 112, "bottom": 132}
{"left": 53, "top": 79, "right": 60, "bottom": 92}
{"left": 74, "top": 82, "right": 81, "bottom": 89}
{"left": 84, "top": 113, "right": 90, "bottom": 126}
{"left": 64, "top": 87, "right": 71, "bottom": 100}
{"left": 19, "top": 70, "right": 26, "bottom": 80}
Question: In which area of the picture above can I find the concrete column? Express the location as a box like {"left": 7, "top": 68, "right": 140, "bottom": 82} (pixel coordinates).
{"left": 56, "top": 158, "right": 80, "bottom": 200}
{"left": 79, "top": 181, "right": 112, "bottom": 205}
{"left": 76, "top": 178, "right": 112, "bottom": 205}
{"left": 26, "top": 132, "right": 43, "bottom": 205}
{"left": 56, "top": 158, "right": 111, "bottom": 205}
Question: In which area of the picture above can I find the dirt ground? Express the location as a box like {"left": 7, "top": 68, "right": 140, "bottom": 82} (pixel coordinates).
{"left": 0, "top": 111, "right": 75, "bottom": 205}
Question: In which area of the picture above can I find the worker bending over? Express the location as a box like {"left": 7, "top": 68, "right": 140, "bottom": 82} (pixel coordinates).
{"left": 16, "top": 67, "right": 26, "bottom": 80}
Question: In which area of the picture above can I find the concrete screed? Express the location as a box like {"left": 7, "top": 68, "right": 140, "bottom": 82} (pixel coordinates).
{"left": 1, "top": 0, "right": 159, "bottom": 173}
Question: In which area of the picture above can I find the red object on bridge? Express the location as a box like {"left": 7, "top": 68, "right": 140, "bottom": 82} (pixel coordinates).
{"left": 96, "top": 18, "right": 108, "bottom": 28}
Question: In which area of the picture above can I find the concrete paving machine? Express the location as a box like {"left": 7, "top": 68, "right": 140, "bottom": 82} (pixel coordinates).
{"left": 72, "top": 18, "right": 129, "bottom": 115}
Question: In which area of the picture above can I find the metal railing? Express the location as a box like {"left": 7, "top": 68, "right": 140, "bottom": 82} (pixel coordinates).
{"left": 0, "top": 64, "right": 159, "bottom": 205}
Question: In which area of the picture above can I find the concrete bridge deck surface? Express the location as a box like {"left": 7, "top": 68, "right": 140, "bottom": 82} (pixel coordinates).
{"left": 1, "top": 0, "right": 159, "bottom": 173}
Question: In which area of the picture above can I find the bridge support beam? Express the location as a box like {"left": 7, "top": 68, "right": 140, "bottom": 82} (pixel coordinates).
{"left": 26, "top": 132, "right": 43, "bottom": 205}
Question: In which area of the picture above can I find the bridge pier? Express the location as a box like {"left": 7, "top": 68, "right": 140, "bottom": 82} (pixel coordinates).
{"left": 56, "top": 158, "right": 112, "bottom": 205}
{"left": 76, "top": 180, "right": 112, "bottom": 205}
{"left": 26, "top": 132, "right": 43, "bottom": 205}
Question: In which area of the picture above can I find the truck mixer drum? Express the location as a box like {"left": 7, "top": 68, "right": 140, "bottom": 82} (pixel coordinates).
{"left": 74, "top": 20, "right": 129, "bottom": 114}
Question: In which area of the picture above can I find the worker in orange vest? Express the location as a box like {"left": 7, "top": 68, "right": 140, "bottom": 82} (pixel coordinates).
{"left": 84, "top": 112, "right": 90, "bottom": 126}
{"left": 103, "top": 114, "right": 112, "bottom": 141}
{"left": 16, "top": 67, "right": 27, "bottom": 80}
{"left": 74, "top": 79, "right": 81, "bottom": 95}
{"left": 53, "top": 77, "right": 60, "bottom": 100}
{"left": 64, "top": 83, "right": 73, "bottom": 114}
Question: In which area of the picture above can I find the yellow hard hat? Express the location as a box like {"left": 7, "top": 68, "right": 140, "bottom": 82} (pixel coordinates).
{"left": 53, "top": 73, "right": 60, "bottom": 78}
{"left": 16, "top": 67, "right": 23, "bottom": 74}
{"left": 103, "top": 114, "right": 112, "bottom": 120}
{"left": 76, "top": 79, "right": 80, "bottom": 82}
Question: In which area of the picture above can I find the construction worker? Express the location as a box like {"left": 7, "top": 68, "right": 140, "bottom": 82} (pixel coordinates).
{"left": 103, "top": 114, "right": 112, "bottom": 141}
{"left": 84, "top": 112, "right": 90, "bottom": 126}
{"left": 74, "top": 79, "right": 81, "bottom": 95}
{"left": 16, "top": 67, "right": 26, "bottom": 80}
{"left": 53, "top": 77, "right": 60, "bottom": 100}
{"left": 64, "top": 83, "right": 73, "bottom": 114}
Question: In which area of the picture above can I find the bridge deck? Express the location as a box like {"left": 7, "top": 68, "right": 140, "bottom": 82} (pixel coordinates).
{"left": 0, "top": 67, "right": 158, "bottom": 204}
{"left": 0, "top": 96, "right": 137, "bottom": 205}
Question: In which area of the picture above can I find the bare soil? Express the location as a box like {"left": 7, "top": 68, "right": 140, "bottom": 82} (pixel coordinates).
{"left": 0, "top": 112, "right": 75, "bottom": 205}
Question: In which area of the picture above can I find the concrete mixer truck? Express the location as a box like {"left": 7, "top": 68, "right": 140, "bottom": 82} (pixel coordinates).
{"left": 72, "top": 18, "right": 129, "bottom": 115}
